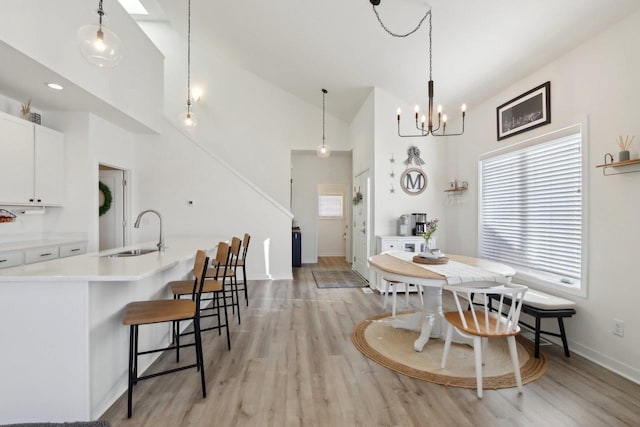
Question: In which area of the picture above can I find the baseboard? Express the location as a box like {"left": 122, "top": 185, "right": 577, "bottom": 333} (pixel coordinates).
{"left": 248, "top": 274, "right": 292, "bottom": 281}
{"left": 568, "top": 341, "right": 640, "bottom": 385}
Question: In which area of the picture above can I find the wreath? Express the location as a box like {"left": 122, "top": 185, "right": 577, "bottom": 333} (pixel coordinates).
{"left": 352, "top": 191, "right": 363, "bottom": 205}
{"left": 99, "top": 181, "right": 113, "bottom": 216}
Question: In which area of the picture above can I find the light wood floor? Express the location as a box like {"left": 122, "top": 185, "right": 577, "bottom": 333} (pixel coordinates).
{"left": 102, "top": 257, "right": 640, "bottom": 426}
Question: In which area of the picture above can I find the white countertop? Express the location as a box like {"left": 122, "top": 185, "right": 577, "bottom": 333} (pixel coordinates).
{"left": 0, "top": 238, "right": 218, "bottom": 282}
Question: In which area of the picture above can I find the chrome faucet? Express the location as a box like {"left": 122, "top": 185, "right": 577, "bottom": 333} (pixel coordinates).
{"left": 134, "top": 209, "right": 165, "bottom": 251}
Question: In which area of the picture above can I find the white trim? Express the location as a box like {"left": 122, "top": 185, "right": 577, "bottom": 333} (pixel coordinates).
{"left": 569, "top": 341, "right": 640, "bottom": 385}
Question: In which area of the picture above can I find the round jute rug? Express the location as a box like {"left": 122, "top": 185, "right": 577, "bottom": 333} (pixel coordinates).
{"left": 352, "top": 311, "right": 547, "bottom": 389}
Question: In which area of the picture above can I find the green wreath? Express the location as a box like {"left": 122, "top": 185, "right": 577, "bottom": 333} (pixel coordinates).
{"left": 99, "top": 181, "right": 113, "bottom": 216}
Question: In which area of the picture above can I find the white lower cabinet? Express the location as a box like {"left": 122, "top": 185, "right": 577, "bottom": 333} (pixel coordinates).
{"left": 25, "top": 246, "right": 59, "bottom": 264}
{"left": 373, "top": 235, "right": 427, "bottom": 293}
{"left": 59, "top": 242, "right": 87, "bottom": 258}
{"left": 0, "top": 250, "right": 24, "bottom": 269}
{"left": 0, "top": 241, "right": 86, "bottom": 268}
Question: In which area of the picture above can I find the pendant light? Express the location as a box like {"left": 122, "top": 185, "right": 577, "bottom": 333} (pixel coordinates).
{"left": 180, "top": 0, "right": 197, "bottom": 128}
{"left": 316, "top": 89, "right": 331, "bottom": 158}
{"left": 77, "top": 0, "right": 123, "bottom": 68}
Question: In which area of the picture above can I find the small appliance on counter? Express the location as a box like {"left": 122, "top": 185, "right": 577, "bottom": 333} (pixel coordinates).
{"left": 398, "top": 214, "right": 410, "bottom": 236}
{"left": 412, "top": 212, "right": 428, "bottom": 236}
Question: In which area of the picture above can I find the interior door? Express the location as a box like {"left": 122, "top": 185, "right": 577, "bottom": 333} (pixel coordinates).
{"left": 352, "top": 170, "right": 370, "bottom": 279}
{"left": 98, "top": 169, "right": 125, "bottom": 251}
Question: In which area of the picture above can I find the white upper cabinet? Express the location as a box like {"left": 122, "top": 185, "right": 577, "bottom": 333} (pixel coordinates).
{"left": 0, "top": 113, "right": 34, "bottom": 204}
{"left": 0, "top": 111, "right": 64, "bottom": 206}
{"left": 34, "top": 125, "right": 64, "bottom": 205}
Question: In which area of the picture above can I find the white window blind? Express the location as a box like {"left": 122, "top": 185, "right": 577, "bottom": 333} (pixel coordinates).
{"left": 318, "top": 195, "right": 343, "bottom": 218}
{"left": 479, "top": 133, "right": 583, "bottom": 283}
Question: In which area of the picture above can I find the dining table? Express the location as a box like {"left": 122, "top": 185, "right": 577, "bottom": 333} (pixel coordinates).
{"left": 368, "top": 251, "right": 516, "bottom": 352}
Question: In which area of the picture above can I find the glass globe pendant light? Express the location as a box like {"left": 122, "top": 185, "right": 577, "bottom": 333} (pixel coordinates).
{"left": 180, "top": 0, "right": 197, "bottom": 129}
{"left": 316, "top": 89, "right": 331, "bottom": 158}
{"left": 77, "top": 0, "right": 123, "bottom": 68}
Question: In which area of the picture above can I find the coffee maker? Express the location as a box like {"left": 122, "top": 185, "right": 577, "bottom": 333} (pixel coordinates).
{"left": 412, "top": 213, "right": 428, "bottom": 236}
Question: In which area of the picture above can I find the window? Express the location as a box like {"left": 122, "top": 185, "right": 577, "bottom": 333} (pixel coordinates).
{"left": 479, "top": 125, "right": 585, "bottom": 292}
{"left": 318, "top": 194, "right": 343, "bottom": 218}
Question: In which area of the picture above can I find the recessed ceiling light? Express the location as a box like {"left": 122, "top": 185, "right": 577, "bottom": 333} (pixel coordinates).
{"left": 46, "top": 83, "right": 64, "bottom": 90}
{"left": 118, "top": 0, "right": 149, "bottom": 15}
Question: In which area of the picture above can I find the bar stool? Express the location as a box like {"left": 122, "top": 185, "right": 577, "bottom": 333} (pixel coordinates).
{"left": 383, "top": 277, "right": 424, "bottom": 317}
{"left": 170, "top": 242, "right": 232, "bottom": 351}
{"left": 235, "top": 233, "right": 251, "bottom": 306}
{"left": 207, "top": 237, "right": 242, "bottom": 324}
{"left": 122, "top": 249, "right": 209, "bottom": 418}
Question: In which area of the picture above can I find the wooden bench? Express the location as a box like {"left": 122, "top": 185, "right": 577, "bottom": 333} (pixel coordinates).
{"left": 487, "top": 288, "right": 577, "bottom": 358}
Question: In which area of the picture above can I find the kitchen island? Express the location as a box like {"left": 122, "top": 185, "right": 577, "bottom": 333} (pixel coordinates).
{"left": 0, "top": 238, "right": 219, "bottom": 424}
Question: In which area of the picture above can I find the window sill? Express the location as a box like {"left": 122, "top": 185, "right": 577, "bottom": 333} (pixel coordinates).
{"left": 512, "top": 269, "right": 586, "bottom": 299}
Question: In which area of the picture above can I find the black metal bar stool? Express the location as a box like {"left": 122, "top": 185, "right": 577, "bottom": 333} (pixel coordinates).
{"left": 122, "top": 249, "right": 209, "bottom": 418}
{"left": 170, "top": 242, "right": 233, "bottom": 351}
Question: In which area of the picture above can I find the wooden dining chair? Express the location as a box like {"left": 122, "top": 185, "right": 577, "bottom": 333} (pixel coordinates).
{"left": 122, "top": 249, "right": 209, "bottom": 418}
{"left": 170, "top": 242, "right": 233, "bottom": 351}
{"left": 441, "top": 283, "right": 528, "bottom": 398}
{"left": 383, "top": 277, "right": 423, "bottom": 317}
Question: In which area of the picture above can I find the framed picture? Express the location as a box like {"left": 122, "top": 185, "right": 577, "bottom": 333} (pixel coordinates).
{"left": 496, "top": 81, "right": 551, "bottom": 141}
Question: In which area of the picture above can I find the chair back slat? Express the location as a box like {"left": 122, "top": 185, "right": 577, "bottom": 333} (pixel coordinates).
{"left": 214, "top": 242, "right": 232, "bottom": 286}
{"left": 191, "top": 250, "right": 209, "bottom": 304}
{"left": 230, "top": 237, "right": 241, "bottom": 267}
{"left": 444, "top": 283, "right": 528, "bottom": 337}
{"left": 242, "top": 233, "right": 251, "bottom": 261}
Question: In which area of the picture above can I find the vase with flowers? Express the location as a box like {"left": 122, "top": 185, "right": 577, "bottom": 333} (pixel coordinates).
{"left": 422, "top": 219, "right": 439, "bottom": 252}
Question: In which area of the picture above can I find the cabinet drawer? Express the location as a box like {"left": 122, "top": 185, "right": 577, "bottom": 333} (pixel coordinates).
{"left": 0, "top": 250, "right": 24, "bottom": 269}
{"left": 59, "top": 242, "right": 86, "bottom": 258}
{"left": 24, "top": 246, "right": 59, "bottom": 264}
{"left": 380, "top": 240, "right": 401, "bottom": 252}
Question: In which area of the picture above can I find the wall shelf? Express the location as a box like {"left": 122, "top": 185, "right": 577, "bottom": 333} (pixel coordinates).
{"left": 444, "top": 187, "right": 468, "bottom": 194}
{"left": 595, "top": 154, "right": 640, "bottom": 176}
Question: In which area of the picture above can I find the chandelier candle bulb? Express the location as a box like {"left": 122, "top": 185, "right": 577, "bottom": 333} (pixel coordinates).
{"left": 397, "top": 108, "right": 401, "bottom": 120}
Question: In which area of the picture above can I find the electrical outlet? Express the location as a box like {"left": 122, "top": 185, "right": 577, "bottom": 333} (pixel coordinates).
{"left": 613, "top": 319, "right": 624, "bottom": 337}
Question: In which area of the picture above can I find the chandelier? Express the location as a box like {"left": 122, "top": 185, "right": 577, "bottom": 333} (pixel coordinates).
{"left": 370, "top": 0, "right": 466, "bottom": 138}
{"left": 317, "top": 89, "right": 331, "bottom": 158}
{"left": 77, "top": 0, "right": 123, "bottom": 68}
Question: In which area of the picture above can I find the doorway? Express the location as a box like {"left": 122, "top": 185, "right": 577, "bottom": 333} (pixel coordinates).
{"left": 98, "top": 165, "right": 127, "bottom": 251}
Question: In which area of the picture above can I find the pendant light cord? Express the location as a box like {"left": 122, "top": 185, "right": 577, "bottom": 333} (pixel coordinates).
{"left": 97, "top": 0, "right": 104, "bottom": 30}
{"left": 187, "top": 0, "right": 192, "bottom": 109}
{"left": 371, "top": 6, "right": 432, "bottom": 81}
{"left": 322, "top": 89, "right": 327, "bottom": 147}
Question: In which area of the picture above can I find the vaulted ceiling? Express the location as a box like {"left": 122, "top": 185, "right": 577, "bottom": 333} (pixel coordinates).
{"left": 141, "top": 0, "right": 640, "bottom": 122}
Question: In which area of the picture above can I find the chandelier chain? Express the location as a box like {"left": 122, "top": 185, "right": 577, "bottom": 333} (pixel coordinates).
{"left": 371, "top": 6, "right": 433, "bottom": 82}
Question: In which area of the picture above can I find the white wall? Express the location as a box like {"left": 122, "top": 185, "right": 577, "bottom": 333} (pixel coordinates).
{"left": 42, "top": 113, "right": 136, "bottom": 253}
{"left": 291, "top": 151, "right": 352, "bottom": 263}
{"left": 133, "top": 120, "right": 292, "bottom": 279}
{"left": 443, "top": 10, "right": 640, "bottom": 382}
{"left": 373, "top": 88, "right": 447, "bottom": 246}
{"left": 138, "top": 21, "right": 350, "bottom": 209}
{"left": 0, "top": 0, "right": 164, "bottom": 132}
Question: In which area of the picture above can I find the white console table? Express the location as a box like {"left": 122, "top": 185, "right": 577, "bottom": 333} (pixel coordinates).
{"left": 373, "top": 236, "right": 427, "bottom": 293}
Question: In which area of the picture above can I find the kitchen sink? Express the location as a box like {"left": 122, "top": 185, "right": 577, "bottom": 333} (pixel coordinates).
{"left": 105, "top": 248, "right": 158, "bottom": 257}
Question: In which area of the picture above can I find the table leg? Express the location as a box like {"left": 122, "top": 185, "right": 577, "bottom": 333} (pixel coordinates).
{"left": 391, "top": 285, "right": 444, "bottom": 352}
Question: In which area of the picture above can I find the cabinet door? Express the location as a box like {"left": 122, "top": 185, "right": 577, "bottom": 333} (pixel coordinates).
{"left": 0, "top": 113, "right": 34, "bottom": 204}
{"left": 34, "top": 126, "right": 65, "bottom": 205}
